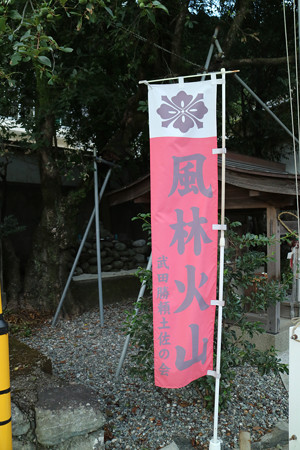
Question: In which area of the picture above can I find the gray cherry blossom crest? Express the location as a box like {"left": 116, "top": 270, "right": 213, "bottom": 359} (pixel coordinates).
{"left": 156, "top": 90, "right": 208, "bottom": 133}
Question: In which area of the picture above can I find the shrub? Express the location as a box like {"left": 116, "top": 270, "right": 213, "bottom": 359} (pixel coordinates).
{"left": 124, "top": 216, "right": 290, "bottom": 409}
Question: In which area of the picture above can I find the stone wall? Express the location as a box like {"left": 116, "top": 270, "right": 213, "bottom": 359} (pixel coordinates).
{"left": 74, "top": 226, "right": 150, "bottom": 275}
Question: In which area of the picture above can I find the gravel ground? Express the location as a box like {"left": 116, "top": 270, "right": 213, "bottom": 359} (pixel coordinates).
{"left": 20, "top": 300, "right": 288, "bottom": 449}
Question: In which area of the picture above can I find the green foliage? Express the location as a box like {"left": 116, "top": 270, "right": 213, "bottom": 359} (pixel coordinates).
{"left": 0, "top": 0, "right": 293, "bottom": 163}
{"left": 124, "top": 218, "right": 290, "bottom": 409}
{"left": 9, "top": 322, "right": 32, "bottom": 337}
{"left": 124, "top": 294, "right": 154, "bottom": 379}
{"left": 131, "top": 212, "right": 151, "bottom": 243}
{"left": 0, "top": 215, "right": 25, "bottom": 239}
{"left": 137, "top": 0, "right": 169, "bottom": 24}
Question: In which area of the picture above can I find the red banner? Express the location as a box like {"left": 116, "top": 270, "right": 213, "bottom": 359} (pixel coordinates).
{"left": 149, "top": 80, "right": 218, "bottom": 388}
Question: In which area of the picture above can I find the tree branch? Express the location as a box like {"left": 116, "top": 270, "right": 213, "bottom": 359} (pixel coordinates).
{"left": 170, "top": 2, "right": 189, "bottom": 71}
{"left": 219, "top": 55, "right": 293, "bottom": 67}
{"left": 224, "top": 0, "right": 254, "bottom": 55}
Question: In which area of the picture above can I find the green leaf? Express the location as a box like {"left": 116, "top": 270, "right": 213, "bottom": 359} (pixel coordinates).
{"left": 10, "top": 53, "right": 22, "bottom": 66}
{"left": 59, "top": 47, "right": 73, "bottom": 53}
{"left": 0, "top": 17, "right": 6, "bottom": 32}
{"left": 20, "top": 30, "right": 31, "bottom": 41}
{"left": 37, "top": 56, "right": 52, "bottom": 67}
{"left": 8, "top": 79, "right": 16, "bottom": 87}
{"left": 8, "top": 10, "right": 22, "bottom": 20}
{"left": 145, "top": 9, "right": 156, "bottom": 25}
{"left": 104, "top": 6, "right": 114, "bottom": 17}
{"left": 151, "top": 1, "right": 169, "bottom": 13}
{"left": 76, "top": 17, "right": 82, "bottom": 31}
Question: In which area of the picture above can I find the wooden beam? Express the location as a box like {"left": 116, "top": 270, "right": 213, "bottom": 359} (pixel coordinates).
{"left": 249, "top": 190, "right": 260, "bottom": 197}
{"left": 266, "top": 206, "right": 281, "bottom": 334}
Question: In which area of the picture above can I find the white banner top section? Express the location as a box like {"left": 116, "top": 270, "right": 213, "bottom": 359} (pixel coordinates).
{"left": 148, "top": 79, "right": 217, "bottom": 139}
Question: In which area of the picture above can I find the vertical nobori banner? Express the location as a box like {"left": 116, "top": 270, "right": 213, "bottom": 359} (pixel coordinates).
{"left": 148, "top": 79, "right": 218, "bottom": 388}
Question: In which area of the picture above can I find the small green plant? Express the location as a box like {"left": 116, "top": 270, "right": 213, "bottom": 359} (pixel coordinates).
{"left": 9, "top": 323, "right": 32, "bottom": 337}
{"left": 124, "top": 294, "right": 154, "bottom": 379}
{"left": 131, "top": 212, "right": 151, "bottom": 243}
{"left": 124, "top": 216, "right": 290, "bottom": 409}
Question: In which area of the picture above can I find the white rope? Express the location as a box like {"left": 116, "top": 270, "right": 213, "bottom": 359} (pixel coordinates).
{"left": 283, "top": 0, "right": 300, "bottom": 240}
{"left": 293, "top": 0, "right": 300, "bottom": 152}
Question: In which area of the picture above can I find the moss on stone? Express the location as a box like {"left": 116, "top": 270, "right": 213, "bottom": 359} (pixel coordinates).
{"left": 9, "top": 336, "right": 52, "bottom": 380}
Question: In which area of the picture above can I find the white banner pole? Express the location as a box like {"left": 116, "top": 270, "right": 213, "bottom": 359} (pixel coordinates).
{"left": 209, "top": 68, "right": 226, "bottom": 450}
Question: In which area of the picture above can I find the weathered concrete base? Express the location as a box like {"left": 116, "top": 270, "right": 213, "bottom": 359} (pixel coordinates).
{"left": 35, "top": 385, "right": 105, "bottom": 446}
{"left": 231, "top": 317, "right": 293, "bottom": 354}
{"left": 70, "top": 271, "right": 142, "bottom": 308}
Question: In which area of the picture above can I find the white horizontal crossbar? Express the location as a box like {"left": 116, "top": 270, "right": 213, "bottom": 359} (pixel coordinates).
{"left": 139, "top": 69, "right": 239, "bottom": 85}
{"left": 211, "top": 300, "right": 225, "bottom": 307}
{"left": 212, "top": 148, "right": 227, "bottom": 155}
{"left": 212, "top": 224, "right": 227, "bottom": 231}
{"left": 207, "top": 370, "right": 221, "bottom": 379}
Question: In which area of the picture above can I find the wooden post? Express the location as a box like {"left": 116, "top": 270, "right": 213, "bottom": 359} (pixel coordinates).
{"left": 266, "top": 206, "right": 281, "bottom": 334}
{"left": 239, "top": 431, "right": 251, "bottom": 449}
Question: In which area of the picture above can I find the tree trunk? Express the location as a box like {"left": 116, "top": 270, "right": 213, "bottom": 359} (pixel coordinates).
{"left": 170, "top": 3, "right": 189, "bottom": 72}
{"left": 2, "top": 238, "right": 21, "bottom": 309}
{"left": 23, "top": 76, "right": 79, "bottom": 313}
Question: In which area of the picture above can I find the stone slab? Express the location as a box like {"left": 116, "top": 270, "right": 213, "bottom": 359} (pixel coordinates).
{"left": 172, "top": 435, "right": 195, "bottom": 449}
{"left": 251, "top": 421, "right": 288, "bottom": 449}
{"left": 12, "top": 439, "right": 35, "bottom": 450}
{"left": 11, "top": 402, "right": 31, "bottom": 437}
{"left": 162, "top": 442, "right": 180, "bottom": 450}
{"left": 161, "top": 436, "right": 195, "bottom": 450}
{"left": 55, "top": 429, "right": 105, "bottom": 449}
{"left": 35, "top": 384, "right": 105, "bottom": 446}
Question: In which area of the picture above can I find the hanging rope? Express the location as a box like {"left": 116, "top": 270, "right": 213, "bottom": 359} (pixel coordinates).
{"left": 282, "top": 0, "right": 300, "bottom": 240}
{"left": 111, "top": 23, "right": 204, "bottom": 71}
{"left": 278, "top": 211, "right": 299, "bottom": 237}
{"left": 292, "top": 1, "right": 300, "bottom": 147}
